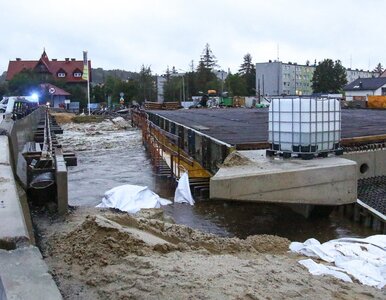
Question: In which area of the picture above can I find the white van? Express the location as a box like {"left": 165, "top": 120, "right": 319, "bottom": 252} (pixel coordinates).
{"left": 0, "top": 97, "right": 9, "bottom": 112}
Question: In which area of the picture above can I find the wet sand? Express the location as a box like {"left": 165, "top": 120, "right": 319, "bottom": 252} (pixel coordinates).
{"left": 33, "top": 207, "right": 385, "bottom": 299}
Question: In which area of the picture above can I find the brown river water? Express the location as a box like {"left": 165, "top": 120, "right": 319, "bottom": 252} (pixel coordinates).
{"left": 61, "top": 122, "right": 374, "bottom": 243}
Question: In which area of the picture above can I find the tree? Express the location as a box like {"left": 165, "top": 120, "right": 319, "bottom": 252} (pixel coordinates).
{"left": 92, "top": 84, "right": 105, "bottom": 103}
{"left": 373, "top": 63, "right": 384, "bottom": 76}
{"left": 199, "top": 43, "right": 218, "bottom": 70}
{"left": 7, "top": 69, "right": 42, "bottom": 95}
{"left": 163, "top": 76, "right": 183, "bottom": 102}
{"left": 195, "top": 44, "right": 220, "bottom": 94}
{"left": 225, "top": 74, "right": 247, "bottom": 96}
{"left": 311, "top": 59, "right": 347, "bottom": 93}
{"left": 0, "top": 82, "right": 8, "bottom": 98}
{"left": 238, "top": 53, "right": 256, "bottom": 95}
{"left": 138, "top": 65, "right": 156, "bottom": 102}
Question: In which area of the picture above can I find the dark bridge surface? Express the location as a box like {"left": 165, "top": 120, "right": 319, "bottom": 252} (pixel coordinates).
{"left": 150, "top": 108, "right": 386, "bottom": 146}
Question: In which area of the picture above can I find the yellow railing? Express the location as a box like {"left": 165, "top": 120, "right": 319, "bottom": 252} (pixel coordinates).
{"left": 131, "top": 109, "right": 211, "bottom": 179}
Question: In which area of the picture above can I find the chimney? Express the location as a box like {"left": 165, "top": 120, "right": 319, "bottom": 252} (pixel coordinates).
{"left": 16, "top": 58, "right": 21, "bottom": 61}
{"left": 65, "top": 58, "right": 69, "bottom": 62}
{"left": 52, "top": 59, "right": 57, "bottom": 61}
{"left": 71, "top": 58, "right": 76, "bottom": 61}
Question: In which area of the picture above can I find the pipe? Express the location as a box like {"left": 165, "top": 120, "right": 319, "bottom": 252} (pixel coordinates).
{"left": 29, "top": 172, "right": 54, "bottom": 189}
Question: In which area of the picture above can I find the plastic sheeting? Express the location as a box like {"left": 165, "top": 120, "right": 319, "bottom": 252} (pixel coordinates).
{"left": 96, "top": 184, "right": 171, "bottom": 213}
{"left": 174, "top": 172, "right": 194, "bottom": 205}
{"left": 290, "top": 235, "right": 386, "bottom": 289}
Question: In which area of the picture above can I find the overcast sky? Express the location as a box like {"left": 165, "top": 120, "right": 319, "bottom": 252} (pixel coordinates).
{"left": 1, "top": 0, "right": 385, "bottom": 75}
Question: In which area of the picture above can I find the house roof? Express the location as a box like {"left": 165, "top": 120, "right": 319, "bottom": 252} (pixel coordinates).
{"left": 6, "top": 50, "right": 92, "bottom": 83}
{"left": 344, "top": 77, "right": 386, "bottom": 91}
{"left": 40, "top": 83, "right": 71, "bottom": 96}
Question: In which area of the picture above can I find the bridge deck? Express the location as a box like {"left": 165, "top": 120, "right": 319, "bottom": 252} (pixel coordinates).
{"left": 150, "top": 108, "right": 386, "bottom": 146}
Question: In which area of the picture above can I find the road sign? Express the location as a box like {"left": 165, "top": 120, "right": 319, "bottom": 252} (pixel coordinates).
{"left": 49, "top": 87, "right": 56, "bottom": 94}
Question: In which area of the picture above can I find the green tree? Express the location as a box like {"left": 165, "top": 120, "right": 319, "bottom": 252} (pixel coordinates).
{"left": 0, "top": 82, "right": 8, "bottom": 98}
{"left": 92, "top": 84, "right": 105, "bottom": 103}
{"left": 311, "top": 59, "right": 347, "bottom": 93}
{"left": 200, "top": 43, "right": 218, "bottom": 70}
{"left": 373, "top": 63, "right": 384, "bottom": 76}
{"left": 196, "top": 44, "right": 220, "bottom": 94}
{"left": 7, "top": 69, "right": 42, "bottom": 95}
{"left": 138, "top": 65, "right": 156, "bottom": 102}
{"left": 225, "top": 73, "right": 247, "bottom": 96}
{"left": 163, "top": 76, "right": 183, "bottom": 102}
{"left": 238, "top": 53, "right": 256, "bottom": 95}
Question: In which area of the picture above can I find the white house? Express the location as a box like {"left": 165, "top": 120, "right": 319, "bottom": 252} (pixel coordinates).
{"left": 344, "top": 77, "right": 386, "bottom": 101}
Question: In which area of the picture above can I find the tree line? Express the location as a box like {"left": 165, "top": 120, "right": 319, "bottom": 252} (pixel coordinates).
{"left": 0, "top": 44, "right": 384, "bottom": 106}
{"left": 0, "top": 44, "right": 257, "bottom": 107}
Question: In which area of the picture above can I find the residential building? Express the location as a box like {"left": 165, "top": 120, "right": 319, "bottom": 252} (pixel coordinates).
{"left": 39, "top": 83, "right": 71, "bottom": 107}
{"left": 345, "top": 69, "right": 376, "bottom": 84}
{"left": 344, "top": 77, "right": 386, "bottom": 101}
{"left": 6, "top": 50, "right": 91, "bottom": 84}
{"left": 256, "top": 61, "right": 377, "bottom": 97}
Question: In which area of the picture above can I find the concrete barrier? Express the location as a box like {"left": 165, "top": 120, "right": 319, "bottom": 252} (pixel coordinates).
{"left": 0, "top": 124, "right": 62, "bottom": 299}
{"left": 0, "top": 136, "right": 30, "bottom": 248}
{"left": 0, "top": 246, "right": 62, "bottom": 300}
{"left": 210, "top": 150, "right": 357, "bottom": 205}
{"left": 343, "top": 149, "right": 386, "bottom": 179}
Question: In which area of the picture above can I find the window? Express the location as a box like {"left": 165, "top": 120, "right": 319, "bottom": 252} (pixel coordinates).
{"left": 73, "top": 72, "right": 82, "bottom": 77}
{"left": 58, "top": 72, "right": 66, "bottom": 78}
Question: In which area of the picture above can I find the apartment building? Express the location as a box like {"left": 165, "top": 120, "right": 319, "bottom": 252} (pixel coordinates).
{"left": 256, "top": 61, "right": 376, "bottom": 96}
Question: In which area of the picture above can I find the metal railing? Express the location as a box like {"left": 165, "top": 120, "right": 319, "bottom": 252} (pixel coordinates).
{"left": 131, "top": 108, "right": 194, "bottom": 179}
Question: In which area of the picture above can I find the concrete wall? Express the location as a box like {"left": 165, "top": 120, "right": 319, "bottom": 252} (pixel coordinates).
{"left": 343, "top": 149, "right": 386, "bottom": 179}
{"left": 210, "top": 151, "right": 357, "bottom": 205}
{"left": 0, "top": 107, "right": 44, "bottom": 187}
{"left": 0, "top": 136, "right": 31, "bottom": 248}
{"left": 0, "top": 111, "right": 62, "bottom": 299}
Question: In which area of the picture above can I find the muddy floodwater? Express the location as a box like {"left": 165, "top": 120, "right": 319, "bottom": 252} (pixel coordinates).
{"left": 60, "top": 121, "right": 374, "bottom": 243}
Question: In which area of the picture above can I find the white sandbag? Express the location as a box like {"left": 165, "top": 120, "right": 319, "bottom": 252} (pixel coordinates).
{"left": 174, "top": 172, "right": 194, "bottom": 205}
{"left": 299, "top": 259, "right": 352, "bottom": 283}
{"left": 290, "top": 235, "right": 386, "bottom": 289}
{"left": 97, "top": 184, "right": 171, "bottom": 213}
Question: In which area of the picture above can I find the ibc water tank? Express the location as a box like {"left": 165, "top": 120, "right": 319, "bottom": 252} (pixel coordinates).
{"left": 268, "top": 97, "right": 341, "bottom": 153}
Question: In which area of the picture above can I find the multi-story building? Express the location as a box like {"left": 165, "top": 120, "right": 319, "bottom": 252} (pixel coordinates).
{"left": 256, "top": 61, "right": 377, "bottom": 96}
{"left": 6, "top": 50, "right": 91, "bottom": 84}
{"left": 345, "top": 68, "right": 376, "bottom": 84}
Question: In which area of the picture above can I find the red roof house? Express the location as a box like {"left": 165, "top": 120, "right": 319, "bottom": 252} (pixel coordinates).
{"left": 6, "top": 50, "right": 92, "bottom": 83}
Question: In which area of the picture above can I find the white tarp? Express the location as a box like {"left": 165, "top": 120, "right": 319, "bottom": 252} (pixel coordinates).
{"left": 290, "top": 235, "right": 386, "bottom": 289}
{"left": 97, "top": 184, "right": 171, "bottom": 213}
{"left": 174, "top": 172, "right": 194, "bottom": 205}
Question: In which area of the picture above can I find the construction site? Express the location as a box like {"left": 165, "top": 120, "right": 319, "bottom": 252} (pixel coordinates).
{"left": 1, "top": 98, "right": 386, "bottom": 299}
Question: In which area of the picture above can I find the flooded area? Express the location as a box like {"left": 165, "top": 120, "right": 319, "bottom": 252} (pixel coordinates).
{"left": 37, "top": 116, "right": 385, "bottom": 299}
{"left": 59, "top": 119, "right": 374, "bottom": 243}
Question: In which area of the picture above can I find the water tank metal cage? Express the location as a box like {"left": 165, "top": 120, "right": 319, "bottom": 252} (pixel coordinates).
{"left": 267, "top": 97, "right": 342, "bottom": 159}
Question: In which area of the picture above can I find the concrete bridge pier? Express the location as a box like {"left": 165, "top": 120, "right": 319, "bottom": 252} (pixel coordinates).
{"left": 210, "top": 150, "right": 358, "bottom": 217}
